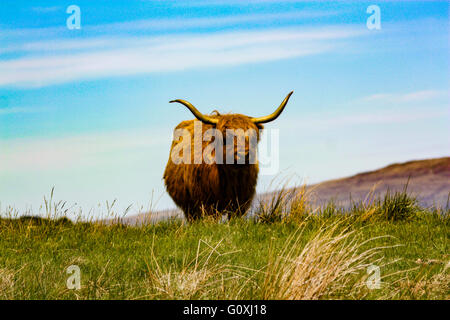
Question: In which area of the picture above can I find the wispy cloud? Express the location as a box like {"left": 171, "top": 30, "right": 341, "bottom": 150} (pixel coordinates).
{"left": 358, "top": 90, "right": 448, "bottom": 104}
{"left": 0, "top": 9, "right": 341, "bottom": 42}
{"left": 0, "top": 128, "right": 170, "bottom": 173}
{"left": 314, "top": 108, "right": 448, "bottom": 128}
{"left": 90, "top": 10, "right": 341, "bottom": 33}
{"left": 283, "top": 89, "right": 449, "bottom": 132}
{"left": 0, "top": 26, "right": 364, "bottom": 88}
{"left": 290, "top": 108, "right": 448, "bottom": 132}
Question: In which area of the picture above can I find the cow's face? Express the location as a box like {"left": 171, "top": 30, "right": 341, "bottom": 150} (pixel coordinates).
{"left": 215, "top": 114, "right": 263, "bottom": 164}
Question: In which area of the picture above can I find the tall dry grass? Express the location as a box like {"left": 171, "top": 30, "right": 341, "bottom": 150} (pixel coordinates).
{"left": 145, "top": 239, "right": 245, "bottom": 299}
{"left": 261, "top": 220, "right": 393, "bottom": 300}
{"left": 0, "top": 268, "right": 15, "bottom": 299}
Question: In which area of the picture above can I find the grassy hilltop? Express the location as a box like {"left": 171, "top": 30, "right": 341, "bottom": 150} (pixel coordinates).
{"left": 0, "top": 188, "right": 448, "bottom": 300}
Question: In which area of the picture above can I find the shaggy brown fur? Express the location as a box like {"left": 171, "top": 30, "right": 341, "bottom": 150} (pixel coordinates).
{"left": 163, "top": 114, "right": 263, "bottom": 220}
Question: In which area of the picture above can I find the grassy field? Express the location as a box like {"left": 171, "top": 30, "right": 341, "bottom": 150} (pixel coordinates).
{"left": 0, "top": 188, "right": 448, "bottom": 300}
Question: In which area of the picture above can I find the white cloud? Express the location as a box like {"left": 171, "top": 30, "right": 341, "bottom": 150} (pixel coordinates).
{"left": 282, "top": 91, "right": 449, "bottom": 131}
{"left": 90, "top": 10, "right": 341, "bottom": 33}
{"left": 358, "top": 90, "right": 447, "bottom": 104}
{"left": 0, "top": 9, "right": 341, "bottom": 42}
{"left": 0, "top": 128, "right": 171, "bottom": 173}
{"left": 314, "top": 109, "right": 448, "bottom": 127}
{"left": 0, "top": 26, "right": 363, "bottom": 87}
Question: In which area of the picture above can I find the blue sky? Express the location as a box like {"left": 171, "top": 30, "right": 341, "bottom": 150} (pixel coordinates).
{"left": 0, "top": 1, "right": 448, "bottom": 218}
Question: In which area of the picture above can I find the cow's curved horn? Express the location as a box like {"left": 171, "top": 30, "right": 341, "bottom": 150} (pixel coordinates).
{"left": 170, "top": 99, "right": 219, "bottom": 125}
{"left": 251, "top": 91, "right": 293, "bottom": 124}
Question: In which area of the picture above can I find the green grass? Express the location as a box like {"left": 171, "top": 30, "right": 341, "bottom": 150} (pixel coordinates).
{"left": 0, "top": 189, "right": 448, "bottom": 300}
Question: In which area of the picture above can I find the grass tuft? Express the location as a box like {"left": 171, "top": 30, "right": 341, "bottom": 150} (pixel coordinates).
{"left": 261, "top": 220, "right": 390, "bottom": 299}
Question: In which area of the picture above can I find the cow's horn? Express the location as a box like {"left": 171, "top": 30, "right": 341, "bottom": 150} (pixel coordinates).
{"left": 170, "top": 99, "right": 219, "bottom": 125}
{"left": 251, "top": 91, "right": 293, "bottom": 124}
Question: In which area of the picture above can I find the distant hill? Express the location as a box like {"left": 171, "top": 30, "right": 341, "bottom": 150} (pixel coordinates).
{"left": 119, "top": 157, "right": 450, "bottom": 224}
{"left": 305, "top": 157, "right": 450, "bottom": 208}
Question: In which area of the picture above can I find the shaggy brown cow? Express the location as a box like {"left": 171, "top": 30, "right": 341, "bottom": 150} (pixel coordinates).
{"left": 163, "top": 91, "right": 293, "bottom": 220}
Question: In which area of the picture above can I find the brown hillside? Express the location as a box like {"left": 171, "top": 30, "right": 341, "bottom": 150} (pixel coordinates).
{"left": 307, "top": 157, "right": 450, "bottom": 208}
{"left": 119, "top": 157, "right": 450, "bottom": 224}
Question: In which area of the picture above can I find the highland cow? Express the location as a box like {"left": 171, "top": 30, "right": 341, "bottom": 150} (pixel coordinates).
{"left": 163, "top": 91, "right": 293, "bottom": 220}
